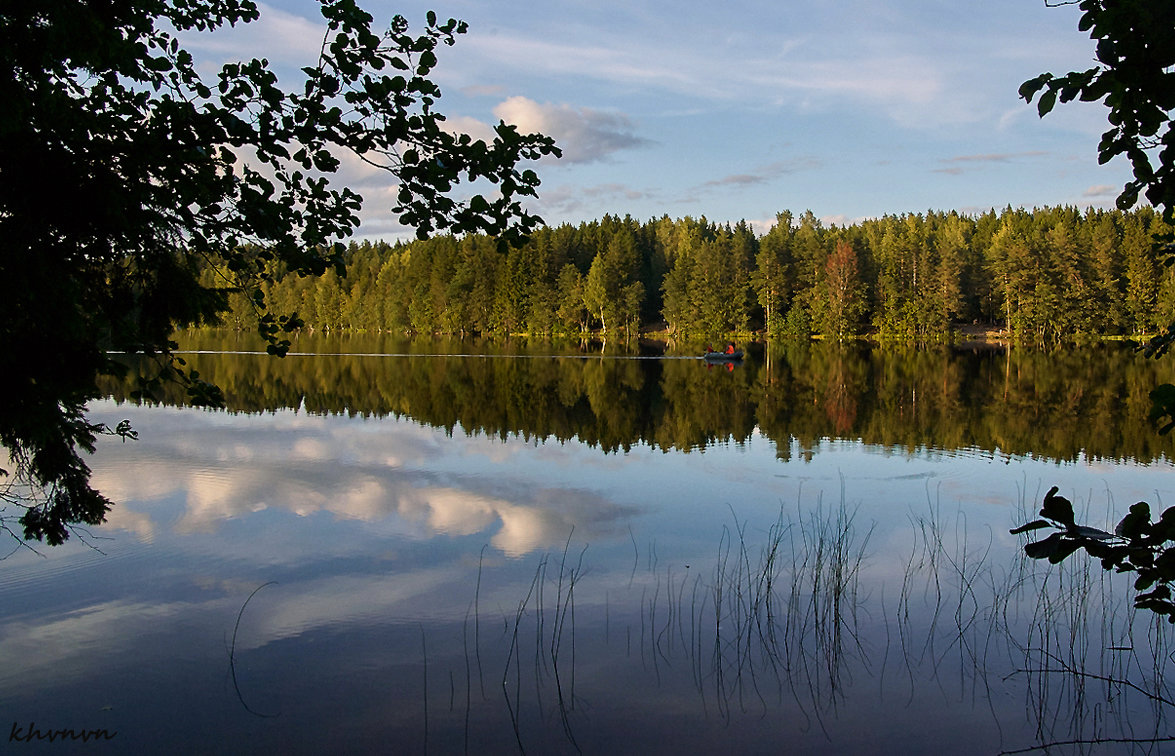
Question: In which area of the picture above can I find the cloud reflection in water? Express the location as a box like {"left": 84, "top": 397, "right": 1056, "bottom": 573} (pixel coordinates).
{"left": 88, "top": 401, "right": 637, "bottom": 556}
{"left": 8, "top": 397, "right": 1175, "bottom": 753}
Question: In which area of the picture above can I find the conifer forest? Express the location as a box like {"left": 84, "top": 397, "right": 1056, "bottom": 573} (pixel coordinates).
{"left": 207, "top": 205, "right": 1175, "bottom": 344}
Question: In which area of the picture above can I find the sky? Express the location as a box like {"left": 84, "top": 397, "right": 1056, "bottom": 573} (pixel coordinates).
{"left": 179, "top": 0, "right": 1133, "bottom": 239}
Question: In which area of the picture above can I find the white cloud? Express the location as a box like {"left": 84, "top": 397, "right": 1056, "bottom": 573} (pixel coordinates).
{"left": 1083, "top": 184, "right": 1118, "bottom": 198}
{"left": 450, "top": 0, "right": 1107, "bottom": 141}
{"left": 998, "top": 106, "right": 1031, "bottom": 132}
{"left": 460, "top": 84, "right": 507, "bottom": 97}
{"left": 179, "top": 2, "right": 324, "bottom": 68}
{"left": 746, "top": 216, "right": 779, "bottom": 236}
{"left": 464, "top": 30, "right": 975, "bottom": 129}
{"left": 492, "top": 96, "right": 650, "bottom": 164}
{"left": 531, "top": 182, "right": 655, "bottom": 217}
{"left": 819, "top": 214, "right": 852, "bottom": 229}
{"left": 440, "top": 116, "right": 499, "bottom": 145}
{"left": 465, "top": 34, "right": 706, "bottom": 97}
{"left": 933, "top": 152, "right": 1049, "bottom": 175}
{"left": 698, "top": 159, "right": 822, "bottom": 191}
{"left": 142, "top": 0, "right": 1136, "bottom": 234}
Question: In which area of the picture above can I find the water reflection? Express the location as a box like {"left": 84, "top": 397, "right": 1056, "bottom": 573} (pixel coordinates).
{"left": 103, "top": 331, "right": 1175, "bottom": 463}
{"left": 89, "top": 405, "right": 637, "bottom": 556}
{"left": 5, "top": 338, "right": 1175, "bottom": 753}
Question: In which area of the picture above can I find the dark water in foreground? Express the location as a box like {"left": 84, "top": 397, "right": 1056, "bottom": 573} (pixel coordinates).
{"left": 3, "top": 334, "right": 1175, "bottom": 754}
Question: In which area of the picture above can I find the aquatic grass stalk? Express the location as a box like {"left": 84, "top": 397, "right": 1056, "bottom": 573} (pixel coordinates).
{"left": 486, "top": 531, "right": 588, "bottom": 755}
{"left": 421, "top": 624, "right": 429, "bottom": 754}
{"left": 428, "top": 482, "right": 1175, "bottom": 754}
{"left": 228, "top": 581, "right": 279, "bottom": 719}
{"left": 897, "top": 485, "right": 1175, "bottom": 754}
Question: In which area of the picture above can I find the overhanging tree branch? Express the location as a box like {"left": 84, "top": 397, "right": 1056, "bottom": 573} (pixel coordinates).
{"left": 0, "top": 0, "right": 560, "bottom": 543}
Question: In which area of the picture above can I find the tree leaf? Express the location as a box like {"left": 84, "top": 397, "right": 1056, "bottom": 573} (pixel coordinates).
{"left": 1116, "top": 502, "right": 1151, "bottom": 538}
{"left": 1071, "top": 525, "right": 1114, "bottom": 540}
{"left": 1037, "top": 88, "right": 1057, "bottom": 117}
{"left": 1048, "top": 538, "right": 1083, "bottom": 564}
{"left": 1010, "top": 519, "right": 1053, "bottom": 535}
{"left": 1025, "top": 532, "right": 1064, "bottom": 560}
{"left": 1040, "top": 486, "right": 1075, "bottom": 528}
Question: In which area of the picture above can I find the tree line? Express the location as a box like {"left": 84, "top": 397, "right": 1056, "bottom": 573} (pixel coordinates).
{"left": 206, "top": 205, "right": 1175, "bottom": 344}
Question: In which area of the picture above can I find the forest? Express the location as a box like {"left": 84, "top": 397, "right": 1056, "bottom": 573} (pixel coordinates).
{"left": 204, "top": 205, "right": 1175, "bottom": 344}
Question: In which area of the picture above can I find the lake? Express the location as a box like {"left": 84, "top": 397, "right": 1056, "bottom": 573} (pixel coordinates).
{"left": 4, "top": 332, "right": 1175, "bottom": 754}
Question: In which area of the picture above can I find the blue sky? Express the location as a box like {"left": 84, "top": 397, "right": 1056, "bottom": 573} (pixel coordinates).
{"left": 181, "top": 0, "right": 1132, "bottom": 238}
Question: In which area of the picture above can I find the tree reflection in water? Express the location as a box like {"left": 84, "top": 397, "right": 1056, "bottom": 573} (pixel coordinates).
{"left": 103, "top": 331, "right": 1175, "bottom": 464}
{"left": 68, "top": 332, "right": 1175, "bottom": 752}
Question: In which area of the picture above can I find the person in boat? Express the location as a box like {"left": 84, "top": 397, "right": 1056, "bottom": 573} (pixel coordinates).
{"left": 724, "top": 343, "right": 735, "bottom": 355}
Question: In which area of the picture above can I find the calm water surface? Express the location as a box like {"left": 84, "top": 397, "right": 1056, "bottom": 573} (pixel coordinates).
{"left": 4, "top": 334, "right": 1175, "bottom": 754}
